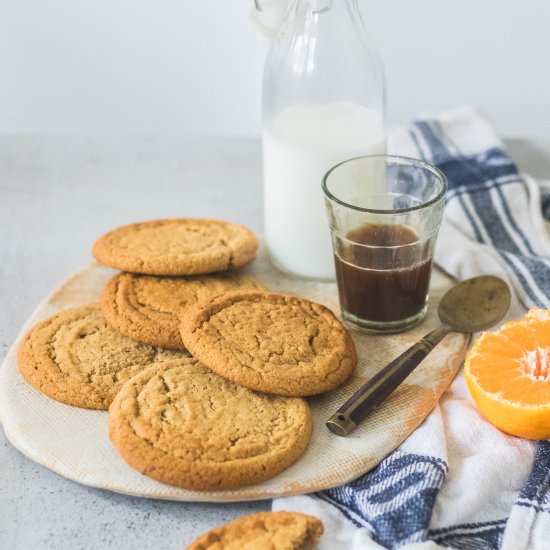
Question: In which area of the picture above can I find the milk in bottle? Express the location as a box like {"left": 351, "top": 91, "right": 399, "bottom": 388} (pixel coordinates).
{"left": 263, "top": 102, "right": 385, "bottom": 279}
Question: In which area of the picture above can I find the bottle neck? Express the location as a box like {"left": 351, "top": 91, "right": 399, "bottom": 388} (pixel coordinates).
{"left": 295, "top": 0, "right": 358, "bottom": 12}
{"left": 251, "top": 0, "right": 360, "bottom": 37}
{"left": 289, "top": 0, "right": 362, "bottom": 27}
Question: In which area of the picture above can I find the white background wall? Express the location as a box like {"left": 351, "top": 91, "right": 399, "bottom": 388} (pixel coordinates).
{"left": 1, "top": 0, "right": 549, "bottom": 137}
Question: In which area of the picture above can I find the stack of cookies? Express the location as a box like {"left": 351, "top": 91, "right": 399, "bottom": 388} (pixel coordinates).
{"left": 18, "top": 218, "right": 357, "bottom": 492}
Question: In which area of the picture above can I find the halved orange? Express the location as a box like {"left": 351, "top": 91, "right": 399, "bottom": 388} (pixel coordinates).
{"left": 464, "top": 308, "right": 550, "bottom": 440}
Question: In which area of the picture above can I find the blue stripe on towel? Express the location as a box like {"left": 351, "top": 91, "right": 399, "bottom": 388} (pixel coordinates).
{"left": 494, "top": 183, "right": 536, "bottom": 255}
{"left": 499, "top": 252, "right": 548, "bottom": 307}
{"left": 414, "top": 121, "right": 452, "bottom": 165}
{"left": 316, "top": 492, "right": 374, "bottom": 530}
{"left": 437, "top": 151, "right": 518, "bottom": 190}
{"left": 429, "top": 519, "right": 507, "bottom": 549}
{"left": 318, "top": 452, "right": 447, "bottom": 548}
{"left": 515, "top": 441, "right": 550, "bottom": 511}
{"left": 447, "top": 175, "right": 521, "bottom": 202}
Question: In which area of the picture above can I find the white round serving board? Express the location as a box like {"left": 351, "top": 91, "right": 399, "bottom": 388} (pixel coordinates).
{"left": 0, "top": 250, "right": 469, "bottom": 502}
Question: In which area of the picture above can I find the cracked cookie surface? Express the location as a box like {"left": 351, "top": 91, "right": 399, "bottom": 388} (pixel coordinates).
{"left": 186, "top": 511, "right": 324, "bottom": 550}
{"left": 108, "top": 358, "right": 312, "bottom": 490}
{"left": 92, "top": 218, "right": 258, "bottom": 276}
{"left": 101, "top": 271, "right": 264, "bottom": 350}
{"left": 18, "top": 303, "right": 184, "bottom": 410}
{"left": 180, "top": 291, "right": 357, "bottom": 396}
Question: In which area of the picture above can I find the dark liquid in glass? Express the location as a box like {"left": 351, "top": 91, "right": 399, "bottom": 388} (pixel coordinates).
{"left": 334, "top": 224, "right": 432, "bottom": 323}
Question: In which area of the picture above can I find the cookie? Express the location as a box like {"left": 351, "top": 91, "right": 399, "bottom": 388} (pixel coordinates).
{"left": 18, "top": 303, "right": 184, "bottom": 410}
{"left": 92, "top": 218, "right": 258, "bottom": 276}
{"left": 108, "top": 358, "right": 312, "bottom": 491}
{"left": 186, "top": 511, "right": 324, "bottom": 550}
{"left": 180, "top": 291, "right": 357, "bottom": 396}
{"left": 101, "top": 271, "right": 265, "bottom": 350}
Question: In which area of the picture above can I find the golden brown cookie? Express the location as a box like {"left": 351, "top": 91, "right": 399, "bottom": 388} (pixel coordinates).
{"left": 101, "top": 271, "right": 265, "bottom": 350}
{"left": 186, "top": 511, "right": 324, "bottom": 550}
{"left": 108, "top": 358, "right": 312, "bottom": 491}
{"left": 18, "top": 303, "right": 184, "bottom": 410}
{"left": 92, "top": 218, "right": 258, "bottom": 276}
{"left": 180, "top": 291, "right": 357, "bottom": 396}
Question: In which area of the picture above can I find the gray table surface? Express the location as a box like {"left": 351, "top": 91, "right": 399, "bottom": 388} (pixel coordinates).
{"left": 1, "top": 136, "right": 549, "bottom": 550}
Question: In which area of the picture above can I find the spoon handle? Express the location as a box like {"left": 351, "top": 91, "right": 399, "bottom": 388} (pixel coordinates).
{"left": 326, "top": 325, "right": 454, "bottom": 436}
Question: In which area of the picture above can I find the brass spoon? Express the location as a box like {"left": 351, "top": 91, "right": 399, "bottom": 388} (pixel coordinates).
{"left": 327, "top": 275, "right": 511, "bottom": 437}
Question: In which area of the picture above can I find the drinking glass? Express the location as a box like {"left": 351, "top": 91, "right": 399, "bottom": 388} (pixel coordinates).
{"left": 322, "top": 155, "right": 447, "bottom": 333}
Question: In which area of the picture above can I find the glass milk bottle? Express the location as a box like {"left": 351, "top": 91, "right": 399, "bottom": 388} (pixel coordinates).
{"left": 262, "top": 0, "right": 386, "bottom": 279}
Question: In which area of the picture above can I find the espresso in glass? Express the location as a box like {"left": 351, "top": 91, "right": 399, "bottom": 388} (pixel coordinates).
{"left": 334, "top": 223, "right": 432, "bottom": 328}
{"left": 323, "top": 156, "right": 447, "bottom": 333}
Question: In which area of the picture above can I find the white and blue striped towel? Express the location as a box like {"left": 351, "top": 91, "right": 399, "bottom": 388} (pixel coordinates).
{"left": 273, "top": 106, "right": 550, "bottom": 550}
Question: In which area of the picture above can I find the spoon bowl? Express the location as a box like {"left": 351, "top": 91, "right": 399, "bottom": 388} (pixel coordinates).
{"left": 438, "top": 275, "right": 511, "bottom": 333}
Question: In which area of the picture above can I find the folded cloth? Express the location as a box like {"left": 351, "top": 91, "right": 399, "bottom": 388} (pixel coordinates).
{"left": 273, "top": 106, "right": 550, "bottom": 550}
